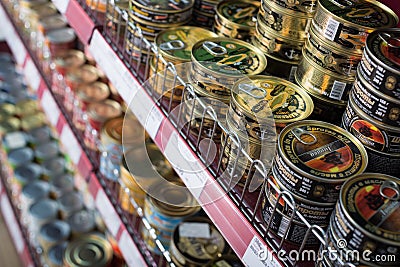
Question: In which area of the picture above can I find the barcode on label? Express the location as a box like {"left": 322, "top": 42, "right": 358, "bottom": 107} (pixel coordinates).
{"left": 278, "top": 216, "right": 290, "bottom": 237}
{"left": 324, "top": 18, "right": 340, "bottom": 41}
{"left": 329, "top": 80, "right": 347, "bottom": 100}
{"left": 288, "top": 66, "right": 297, "bottom": 83}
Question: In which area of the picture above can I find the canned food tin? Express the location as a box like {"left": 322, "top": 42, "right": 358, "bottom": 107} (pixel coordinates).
{"left": 130, "top": 0, "right": 194, "bottom": 24}
{"left": 15, "top": 99, "right": 40, "bottom": 117}
{"left": 21, "top": 180, "right": 50, "bottom": 215}
{"left": 351, "top": 72, "right": 400, "bottom": 128}
{"left": 229, "top": 75, "right": 313, "bottom": 139}
{"left": 86, "top": 99, "right": 122, "bottom": 131}
{"left": 14, "top": 163, "right": 42, "bottom": 186}
{"left": 342, "top": 97, "right": 400, "bottom": 154}
{"left": 67, "top": 210, "right": 96, "bottom": 237}
{"left": 262, "top": 53, "right": 298, "bottom": 83}
{"left": 39, "top": 220, "right": 71, "bottom": 251}
{"left": 192, "top": 10, "right": 215, "bottom": 28}
{"left": 295, "top": 53, "right": 354, "bottom": 102}
{"left": 34, "top": 141, "right": 60, "bottom": 163}
{"left": 170, "top": 217, "right": 228, "bottom": 266}
{"left": 53, "top": 50, "right": 86, "bottom": 76}
{"left": 332, "top": 173, "right": 400, "bottom": 263}
{"left": 304, "top": 26, "right": 362, "bottom": 76}
{"left": 262, "top": 189, "right": 325, "bottom": 246}
{"left": 49, "top": 173, "right": 74, "bottom": 199}
{"left": 28, "top": 199, "right": 58, "bottom": 233}
{"left": 265, "top": 0, "right": 317, "bottom": 14}
{"left": 42, "top": 157, "right": 68, "bottom": 178}
{"left": 65, "top": 64, "right": 100, "bottom": 91}
{"left": 38, "top": 14, "right": 68, "bottom": 34}
{"left": 259, "top": 0, "right": 312, "bottom": 40}
{"left": 312, "top": 0, "right": 398, "bottom": 52}
{"left": 274, "top": 120, "right": 368, "bottom": 203}
{"left": 0, "top": 117, "right": 20, "bottom": 134}
{"left": 8, "top": 146, "right": 34, "bottom": 167}
{"left": 191, "top": 36, "right": 267, "bottom": 77}
{"left": 194, "top": 0, "right": 220, "bottom": 15}
{"left": 75, "top": 82, "right": 110, "bottom": 107}
{"left": 20, "top": 113, "right": 46, "bottom": 132}
{"left": 64, "top": 233, "right": 113, "bottom": 267}
{"left": 100, "top": 117, "right": 123, "bottom": 181}
{"left": 46, "top": 27, "right": 76, "bottom": 57}
{"left": 27, "top": 126, "right": 52, "bottom": 146}
{"left": 266, "top": 173, "right": 335, "bottom": 225}
{"left": 359, "top": 28, "right": 400, "bottom": 99}
{"left": 58, "top": 191, "right": 84, "bottom": 219}
{"left": 307, "top": 90, "right": 347, "bottom": 125}
{"left": 254, "top": 19, "right": 304, "bottom": 62}
{"left": 46, "top": 242, "right": 68, "bottom": 267}
{"left": 2, "top": 131, "right": 27, "bottom": 151}
{"left": 214, "top": 0, "right": 259, "bottom": 41}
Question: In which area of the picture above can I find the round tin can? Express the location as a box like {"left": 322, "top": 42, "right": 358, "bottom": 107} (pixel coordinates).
{"left": 86, "top": 99, "right": 122, "bottom": 132}
{"left": 20, "top": 113, "right": 47, "bottom": 132}
{"left": 0, "top": 103, "right": 16, "bottom": 116}
{"left": 105, "top": 1, "right": 129, "bottom": 40}
{"left": 170, "top": 217, "right": 228, "bottom": 266}
{"left": 8, "top": 146, "right": 34, "bottom": 167}
{"left": 65, "top": 64, "right": 100, "bottom": 91}
{"left": 21, "top": 180, "right": 50, "bottom": 216}
{"left": 194, "top": 0, "right": 220, "bottom": 15}
{"left": 15, "top": 99, "right": 40, "bottom": 117}
{"left": 53, "top": 50, "right": 86, "bottom": 76}
{"left": 46, "top": 242, "right": 68, "bottom": 267}
{"left": 351, "top": 69, "right": 400, "bottom": 128}
{"left": 359, "top": 28, "right": 400, "bottom": 99}
{"left": 28, "top": 198, "right": 58, "bottom": 233}
{"left": 191, "top": 37, "right": 267, "bottom": 95}
{"left": 331, "top": 173, "right": 400, "bottom": 263}
{"left": 262, "top": 189, "right": 325, "bottom": 246}
{"left": 262, "top": 53, "right": 298, "bottom": 83}
{"left": 75, "top": 82, "right": 110, "bottom": 108}
{"left": 42, "top": 157, "right": 68, "bottom": 179}
{"left": 307, "top": 90, "right": 347, "bottom": 125}
{"left": 154, "top": 26, "right": 217, "bottom": 76}
{"left": 304, "top": 26, "right": 362, "bottom": 76}
{"left": 100, "top": 116, "right": 123, "bottom": 181}
{"left": 312, "top": 0, "right": 398, "bottom": 53}
{"left": 14, "top": 163, "right": 42, "bottom": 186}
{"left": 342, "top": 97, "right": 400, "bottom": 155}
{"left": 229, "top": 75, "right": 313, "bottom": 139}
{"left": 64, "top": 233, "right": 113, "bottom": 267}
{"left": 192, "top": 10, "right": 215, "bottom": 28}
{"left": 130, "top": 0, "right": 194, "bottom": 24}
{"left": 295, "top": 52, "right": 355, "bottom": 102}
{"left": 214, "top": 0, "right": 259, "bottom": 41}
{"left": 34, "top": 141, "right": 60, "bottom": 163}
{"left": 49, "top": 173, "right": 75, "bottom": 199}
{"left": 254, "top": 19, "right": 304, "bottom": 62}
{"left": 67, "top": 210, "right": 96, "bottom": 237}
{"left": 265, "top": 0, "right": 317, "bottom": 14}
{"left": 2, "top": 131, "right": 28, "bottom": 152}
{"left": 58, "top": 191, "right": 84, "bottom": 219}
{"left": 259, "top": 0, "right": 312, "bottom": 40}
{"left": 274, "top": 120, "right": 368, "bottom": 203}
{"left": 266, "top": 173, "right": 335, "bottom": 225}
{"left": 39, "top": 220, "right": 71, "bottom": 251}
{"left": 45, "top": 27, "right": 76, "bottom": 57}
{"left": 27, "top": 126, "right": 52, "bottom": 146}
{"left": 38, "top": 14, "right": 68, "bottom": 35}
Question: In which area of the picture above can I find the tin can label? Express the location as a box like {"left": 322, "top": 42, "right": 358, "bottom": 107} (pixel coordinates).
{"left": 217, "top": 0, "right": 258, "bottom": 27}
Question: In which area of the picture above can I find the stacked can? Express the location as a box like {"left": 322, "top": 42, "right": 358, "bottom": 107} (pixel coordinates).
{"left": 221, "top": 75, "right": 314, "bottom": 188}
{"left": 127, "top": 0, "right": 194, "bottom": 61}
{"left": 186, "top": 37, "right": 267, "bottom": 142}
{"left": 318, "top": 173, "right": 400, "bottom": 267}
{"left": 342, "top": 28, "right": 400, "bottom": 176}
{"left": 213, "top": 0, "right": 259, "bottom": 42}
{"left": 253, "top": 0, "right": 315, "bottom": 82}
{"left": 262, "top": 120, "right": 368, "bottom": 249}
{"left": 192, "top": 0, "right": 221, "bottom": 29}
{"left": 295, "top": 0, "right": 398, "bottom": 125}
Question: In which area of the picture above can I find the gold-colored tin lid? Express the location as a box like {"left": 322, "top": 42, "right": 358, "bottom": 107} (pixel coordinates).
{"left": 130, "top": 0, "right": 194, "bottom": 13}
{"left": 216, "top": 0, "right": 259, "bottom": 30}
{"left": 101, "top": 116, "right": 123, "bottom": 145}
{"left": 318, "top": 0, "right": 398, "bottom": 30}
{"left": 46, "top": 27, "right": 76, "bottom": 44}
{"left": 21, "top": 113, "right": 46, "bottom": 132}
{"left": 19, "top": 0, "right": 48, "bottom": 8}
{"left": 39, "top": 14, "right": 68, "bottom": 32}
{"left": 29, "top": 2, "right": 57, "bottom": 18}
{"left": 64, "top": 233, "right": 113, "bottom": 267}
{"left": 0, "top": 103, "right": 16, "bottom": 116}
{"left": 231, "top": 75, "right": 314, "bottom": 124}
{"left": 54, "top": 50, "right": 86, "bottom": 69}
{"left": 66, "top": 64, "right": 100, "bottom": 85}
{"left": 87, "top": 99, "right": 122, "bottom": 123}
{"left": 75, "top": 82, "right": 110, "bottom": 103}
{"left": 155, "top": 26, "right": 218, "bottom": 63}
{"left": 15, "top": 99, "right": 40, "bottom": 117}
{"left": 339, "top": 173, "right": 400, "bottom": 245}
{"left": 278, "top": 120, "right": 368, "bottom": 182}
{"left": 191, "top": 37, "right": 267, "bottom": 77}
{"left": 0, "top": 117, "right": 21, "bottom": 134}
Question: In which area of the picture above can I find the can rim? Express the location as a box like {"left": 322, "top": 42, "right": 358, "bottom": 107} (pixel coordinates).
{"left": 130, "top": 0, "right": 194, "bottom": 14}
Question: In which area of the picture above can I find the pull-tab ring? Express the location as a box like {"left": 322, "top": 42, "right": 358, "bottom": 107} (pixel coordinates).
{"left": 160, "top": 40, "right": 185, "bottom": 51}
{"left": 202, "top": 41, "right": 227, "bottom": 56}
{"left": 380, "top": 180, "right": 400, "bottom": 201}
{"left": 292, "top": 128, "right": 317, "bottom": 145}
{"left": 238, "top": 83, "right": 267, "bottom": 99}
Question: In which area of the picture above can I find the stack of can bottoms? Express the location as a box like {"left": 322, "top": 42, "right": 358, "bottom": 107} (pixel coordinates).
{"left": 295, "top": 0, "right": 398, "bottom": 125}
{"left": 253, "top": 0, "right": 315, "bottom": 82}
{"left": 221, "top": 75, "right": 313, "bottom": 190}
{"left": 262, "top": 120, "right": 368, "bottom": 252}
{"left": 342, "top": 28, "right": 400, "bottom": 176}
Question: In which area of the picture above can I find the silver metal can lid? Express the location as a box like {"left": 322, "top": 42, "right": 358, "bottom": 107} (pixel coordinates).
{"left": 3, "top": 131, "right": 28, "bottom": 150}
{"left": 8, "top": 147, "right": 34, "bottom": 166}
{"left": 67, "top": 210, "right": 96, "bottom": 234}
{"left": 47, "top": 241, "right": 68, "bottom": 267}
{"left": 35, "top": 141, "right": 59, "bottom": 161}
{"left": 21, "top": 180, "right": 50, "bottom": 202}
{"left": 29, "top": 198, "right": 58, "bottom": 220}
{"left": 28, "top": 126, "right": 52, "bottom": 145}
{"left": 58, "top": 191, "right": 83, "bottom": 214}
{"left": 43, "top": 157, "right": 67, "bottom": 177}
{"left": 46, "top": 27, "right": 76, "bottom": 44}
{"left": 14, "top": 163, "right": 42, "bottom": 185}
{"left": 40, "top": 220, "right": 71, "bottom": 242}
